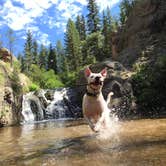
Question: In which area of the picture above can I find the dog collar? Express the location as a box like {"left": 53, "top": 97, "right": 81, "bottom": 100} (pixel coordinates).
{"left": 86, "top": 90, "right": 100, "bottom": 97}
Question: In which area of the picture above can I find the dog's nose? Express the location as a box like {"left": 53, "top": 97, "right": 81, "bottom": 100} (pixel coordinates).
{"left": 95, "top": 76, "right": 101, "bottom": 81}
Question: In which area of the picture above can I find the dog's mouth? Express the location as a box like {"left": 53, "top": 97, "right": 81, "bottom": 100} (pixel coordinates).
{"left": 90, "top": 80, "right": 103, "bottom": 86}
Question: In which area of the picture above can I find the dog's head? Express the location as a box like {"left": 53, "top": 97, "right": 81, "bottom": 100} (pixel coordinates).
{"left": 84, "top": 67, "right": 107, "bottom": 90}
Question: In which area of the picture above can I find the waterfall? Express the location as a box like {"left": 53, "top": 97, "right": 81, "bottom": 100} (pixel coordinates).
{"left": 22, "top": 93, "right": 35, "bottom": 122}
{"left": 21, "top": 92, "right": 45, "bottom": 122}
{"left": 21, "top": 88, "right": 82, "bottom": 122}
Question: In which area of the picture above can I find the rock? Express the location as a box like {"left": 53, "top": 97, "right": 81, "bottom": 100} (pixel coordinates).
{"left": 113, "top": 0, "right": 166, "bottom": 68}
{"left": 76, "top": 61, "right": 136, "bottom": 119}
{"left": 0, "top": 48, "right": 12, "bottom": 62}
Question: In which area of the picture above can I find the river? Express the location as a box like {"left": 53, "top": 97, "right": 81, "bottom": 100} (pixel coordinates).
{"left": 0, "top": 118, "right": 166, "bottom": 166}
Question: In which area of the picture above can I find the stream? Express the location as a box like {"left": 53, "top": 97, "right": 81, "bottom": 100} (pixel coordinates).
{"left": 0, "top": 118, "right": 166, "bottom": 166}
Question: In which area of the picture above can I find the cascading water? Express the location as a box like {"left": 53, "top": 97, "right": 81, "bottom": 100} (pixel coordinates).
{"left": 21, "top": 92, "right": 45, "bottom": 122}
{"left": 45, "top": 88, "right": 68, "bottom": 119}
{"left": 22, "top": 93, "right": 35, "bottom": 122}
{"left": 21, "top": 88, "right": 82, "bottom": 122}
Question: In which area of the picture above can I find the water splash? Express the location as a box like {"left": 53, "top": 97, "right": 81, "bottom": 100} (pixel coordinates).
{"left": 96, "top": 109, "right": 120, "bottom": 140}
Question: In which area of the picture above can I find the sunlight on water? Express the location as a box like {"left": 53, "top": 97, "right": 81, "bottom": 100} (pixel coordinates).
{"left": 0, "top": 119, "right": 166, "bottom": 166}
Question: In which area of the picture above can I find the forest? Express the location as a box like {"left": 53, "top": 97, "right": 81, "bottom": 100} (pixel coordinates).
{"left": 0, "top": 0, "right": 136, "bottom": 89}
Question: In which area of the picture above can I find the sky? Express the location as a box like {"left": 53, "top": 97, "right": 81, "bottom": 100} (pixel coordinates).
{"left": 0, "top": 0, "right": 122, "bottom": 55}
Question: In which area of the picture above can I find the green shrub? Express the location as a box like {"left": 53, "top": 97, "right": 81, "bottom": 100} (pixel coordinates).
{"left": 132, "top": 55, "right": 166, "bottom": 116}
{"left": 28, "top": 65, "right": 64, "bottom": 89}
{"left": 10, "top": 70, "right": 22, "bottom": 96}
{"left": 28, "top": 83, "right": 39, "bottom": 91}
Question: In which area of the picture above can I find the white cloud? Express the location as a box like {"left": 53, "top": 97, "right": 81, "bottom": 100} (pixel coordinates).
{"left": 37, "top": 32, "right": 50, "bottom": 46}
{"left": 76, "top": 0, "right": 88, "bottom": 6}
{"left": 96, "top": 0, "right": 121, "bottom": 11}
{"left": 0, "top": 0, "right": 121, "bottom": 47}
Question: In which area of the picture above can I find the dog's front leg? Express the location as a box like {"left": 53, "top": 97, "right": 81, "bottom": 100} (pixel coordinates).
{"left": 85, "top": 117, "right": 97, "bottom": 132}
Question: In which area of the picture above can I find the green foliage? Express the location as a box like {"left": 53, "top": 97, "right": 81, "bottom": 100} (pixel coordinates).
{"left": 56, "top": 40, "right": 64, "bottom": 73}
{"left": 32, "top": 40, "right": 39, "bottom": 64}
{"left": 85, "top": 32, "right": 104, "bottom": 62}
{"left": 13, "top": 60, "right": 21, "bottom": 73}
{"left": 75, "top": 15, "right": 86, "bottom": 41}
{"left": 28, "top": 83, "right": 39, "bottom": 92}
{"left": 47, "top": 44, "right": 57, "bottom": 73}
{"left": 132, "top": 55, "right": 166, "bottom": 116}
{"left": 87, "top": 0, "right": 100, "bottom": 33}
{"left": 10, "top": 69, "right": 22, "bottom": 96}
{"left": 102, "top": 7, "right": 113, "bottom": 58}
{"left": 120, "top": 0, "right": 135, "bottom": 25}
{"left": 39, "top": 44, "right": 48, "bottom": 69}
{"left": 18, "top": 1, "right": 121, "bottom": 88}
{"left": 60, "top": 71, "right": 78, "bottom": 87}
{"left": 24, "top": 30, "right": 33, "bottom": 73}
{"left": 65, "top": 19, "right": 82, "bottom": 72}
{"left": 29, "top": 65, "right": 64, "bottom": 89}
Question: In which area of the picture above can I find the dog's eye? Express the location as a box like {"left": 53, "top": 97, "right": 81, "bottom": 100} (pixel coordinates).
{"left": 90, "top": 76, "right": 94, "bottom": 78}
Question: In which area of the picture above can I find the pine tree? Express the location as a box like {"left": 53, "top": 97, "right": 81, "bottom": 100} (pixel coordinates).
{"left": 39, "top": 44, "right": 47, "bottom": 69}
{"left": 56, "top": 40, "right": 64, "bottom": 73}
{"left": 47, "top": 44, "right": 57, "bottom": 73}
{"left": 120, "top": 0, "right": 135, "bottom": 25}
{"left": 32, "top": 40, "right": 38, "bottom": 65}
{"left": 75, "top": 15, "right": 86, "bottom": 41}
{"left": 87, "top": 0, "right": 100, "bottom": 33}
{"left": 6, "top": 28, "right": 16, "bottom": 67}
{"left": 102, "top": 7, "right": 112, "bottom": 58}
{"left": 64, "top": 19, "right": 82, "bottom": 72}
{"left": 24, "top": 30, "right": 33, "bottom": 73}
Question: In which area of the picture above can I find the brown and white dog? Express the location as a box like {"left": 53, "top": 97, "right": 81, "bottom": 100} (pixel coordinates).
{"left": 82, "top": 67, "right": 113, "bottom": 132}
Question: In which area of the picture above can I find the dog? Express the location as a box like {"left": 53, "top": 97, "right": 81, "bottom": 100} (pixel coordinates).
{"left": 82, "top": 67, "right": 113, "bottom": 132}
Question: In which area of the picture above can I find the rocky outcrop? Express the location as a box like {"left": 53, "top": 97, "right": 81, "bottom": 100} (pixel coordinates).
{"left": 0, "top": 51, "right": 31, "bottom": 127}
{"left": 0, "top": 48, "right": 12, "bottom": 62}
{"left": 114, "top": 0, "right": 166, "bottom": 68}
{"left": 76, "top": 61, "right": 136, "bottom": 119}
{"left": 0, "top": 62, "right": 19, "bottom": 127}
{"left": 112, "top": 0, "right": 166, "bottom": 117}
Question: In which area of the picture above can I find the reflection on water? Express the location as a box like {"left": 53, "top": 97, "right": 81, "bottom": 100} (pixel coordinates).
{"left": 0, "top": 119, "right": 166, "bottom": 166}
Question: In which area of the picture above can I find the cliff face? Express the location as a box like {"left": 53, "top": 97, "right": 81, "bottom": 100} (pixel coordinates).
{"left": 115, "top": 0, "right": 166, "bottom": 117}
{"left": 116, "top": 0, "right": 166, "bottom": 67}
{"left": 0, "top": 49, "right": 31, "bottom": 127}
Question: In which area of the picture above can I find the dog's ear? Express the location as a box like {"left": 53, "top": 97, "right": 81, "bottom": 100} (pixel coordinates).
{"left": 100, "top": 68, "right": 107, "bottom": 78}
{"left": 84, "top": 67, "right": 91, "bottom": 77}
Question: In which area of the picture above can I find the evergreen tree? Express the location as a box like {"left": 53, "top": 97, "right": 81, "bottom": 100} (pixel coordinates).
{"left": 87, "top": 0, "right": 100, "bottom": 33}
{"left": 64, "top": 19, "right": 82, "bottom": 72}
{"left": 75, "top": 15, "right": 86, "bottom": 40}
{"left": 102, "top": 7, "right": 112, "bottom": 58}
{"left": 39, "top": 44, "right": 47, "bottom": 69}
{"left": 24, "top": 30, "right": 33, "bottom": 73}
{"left": 32, "top": 40, "right": 38, "bottom": 64}
{"left": 56, "top": 40, "right": 64, "bottom": 73}
{"left": 120, "top": 0, "right": 135, "bottom": 25}
{"left": 85, "top": 32, "right": 104, "bottom": 62}
{"left": 6, "top": 28, "right": 16, "bottom": 67}
{"left": 47, "top": 44, "right": 57, "bottom": 73}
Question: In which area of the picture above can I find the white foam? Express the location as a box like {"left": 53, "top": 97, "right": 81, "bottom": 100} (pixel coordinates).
{"left": 96, "top": 111, "right": 120, "bottom": 140}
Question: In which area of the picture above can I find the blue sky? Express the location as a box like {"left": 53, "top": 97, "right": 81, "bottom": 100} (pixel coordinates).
{"left": 0, "top": 0, "right": 122, "bottom": 55}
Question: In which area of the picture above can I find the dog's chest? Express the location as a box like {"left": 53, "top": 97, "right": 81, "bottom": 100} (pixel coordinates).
{"left": 83, "top": 95, "right": 106, "bottom": 118}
